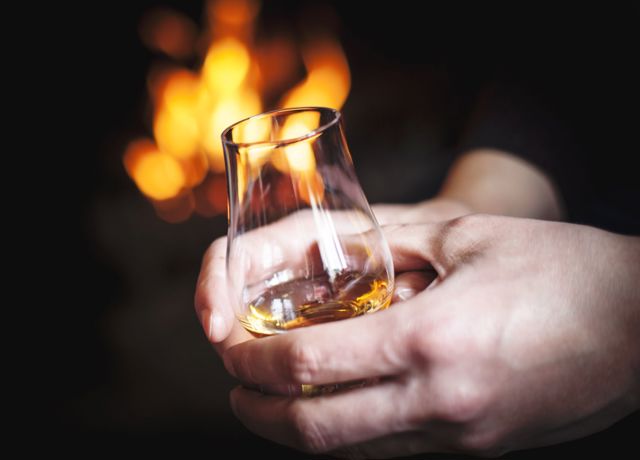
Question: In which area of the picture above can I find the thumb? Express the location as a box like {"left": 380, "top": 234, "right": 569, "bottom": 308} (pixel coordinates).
{"left": 194, "top": 237, "right": 236, "bottom": 344}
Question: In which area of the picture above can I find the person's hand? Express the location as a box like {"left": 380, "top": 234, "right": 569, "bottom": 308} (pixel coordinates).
{"left": 213, "top": 215, "right": 640, "bottom": 457}
{"left": 194, "top": 197, "right": 469, "bottom": 355}
{"left": 372, "top": 197, "right": 471, "bottom": 225}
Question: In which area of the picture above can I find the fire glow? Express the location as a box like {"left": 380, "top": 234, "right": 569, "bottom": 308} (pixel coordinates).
{"left": 124, "top": 0, "right": 350, "bottom": 222}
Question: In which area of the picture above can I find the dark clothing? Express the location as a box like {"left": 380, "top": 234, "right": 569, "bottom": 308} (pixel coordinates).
{"left": 341, "top": 4, "right": 640, "bottom": 457}
{"left": 458, "top": 38, "right": 640, "bottom": 234}
{"left": 347, "top": 4, "right": 640, "bottom": 234}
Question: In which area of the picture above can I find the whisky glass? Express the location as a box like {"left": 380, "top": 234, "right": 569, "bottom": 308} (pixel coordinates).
{"left": 222, "top": 107, "right": 394, "bottom": 359}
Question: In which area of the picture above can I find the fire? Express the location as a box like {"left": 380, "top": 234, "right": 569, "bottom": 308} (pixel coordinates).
{"left": 124, "top": 0, "right": 351, "bottom": 222}
{"left": 139, "top": 7, "right": 198, "bottom": 60}
{"left": 203, "top": 38, "right": 251, "bottom": 93}
{"left": 153, "top": 70, "right": 202, "bottom": 161}
{"left": 281, "top": 38, "right": 351, "bottom": 110}
{"left": 203, "top": 88, "right": 261, "bottom": 172}
{"left": 123, "top": 139, "right": 185, "bottom": 201}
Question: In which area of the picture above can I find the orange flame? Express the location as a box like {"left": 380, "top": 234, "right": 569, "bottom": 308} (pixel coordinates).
{"left": 123, "top": 139, "right": 185, "bottom": 201}
{"left": 126, "top": 0, "right": 351, "bottom": 222}
{"left": 139, "top": 8, "right": 198, "bottom": 60}
{"left": 281, "top": 38, "right": 351, "bottom": 110}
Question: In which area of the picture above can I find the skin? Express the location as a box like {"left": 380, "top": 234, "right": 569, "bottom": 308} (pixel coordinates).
{"left": 194, "top": 149, "right": 640, "bottom": 457}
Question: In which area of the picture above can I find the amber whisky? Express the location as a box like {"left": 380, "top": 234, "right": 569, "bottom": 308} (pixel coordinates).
{"left": 240, "top": 270, "right": 392, "bottom": 336}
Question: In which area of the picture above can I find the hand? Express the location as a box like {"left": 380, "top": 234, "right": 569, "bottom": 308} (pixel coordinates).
{"left": 217, "top": 215, "right": 640, "bottom": 457}
{"left": 195, "top": 197, "right": 470, "bottom": 351}
{"left": 372, "top": 197, "right": 472, "bottom": 225}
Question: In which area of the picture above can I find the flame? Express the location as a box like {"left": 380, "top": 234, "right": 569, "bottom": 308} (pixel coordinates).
{"left": 203, "top": 38, "right": 251, "bottom": 93}
{"left": 202, "top": 88, "right": 261, "bottom": 172}
{"left": 274, "top": 38, "right": 350, "bottom": 201}
{"left": 297, "top": 170, "right": 325, "bottom": 205}
{"left": 209, "top": 0, "right": 259, "bottom": 27}
{"left": 153, "top": 70, "right": 201, "bottom": 160}
{"left": 126, "top": 0, "right": 351, "bottom": 221}
{"left": 139, "top": 8, "right": 198, "bottom": 60}
{"left": 124, "top": 139, "right": 185, "bottom": 201}
{"left": 281, "top": 38, "right": 351, "bottom": 110}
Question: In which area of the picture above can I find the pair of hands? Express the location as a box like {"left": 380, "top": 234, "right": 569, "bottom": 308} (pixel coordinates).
{"left": 195, "top": 199, "right": 640, "bottom": 458}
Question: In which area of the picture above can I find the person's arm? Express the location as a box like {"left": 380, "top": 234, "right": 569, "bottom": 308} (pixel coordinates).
{"left": 439, "top": 148, "right": 563, "bottom": 220}
{"left": 373, "top": 148, "right": 563, "bottom": 225}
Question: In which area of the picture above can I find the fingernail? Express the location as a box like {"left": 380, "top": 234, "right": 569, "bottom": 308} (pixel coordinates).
{"left": 210, "top": 313, "right": 226, "bottom": 342}
{"left": 394, "top": 288, "right": 416, "bottom": 301}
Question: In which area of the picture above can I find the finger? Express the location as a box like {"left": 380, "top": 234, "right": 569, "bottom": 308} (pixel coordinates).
{"left": 372, "top": 198, "right": 471, "bottom": 226}
{"left": 371, "top": 203, "right": 413, "bottom": 225}
{"left": 230, "top": 380, "right": 422, "bottom": 454}
{"left": 194, "top": 237, "right": 235, "bottom": 343}
{"left": 195, "top": 210, "right": 356, "bottom": 344}
{"left": 382, "top": 216, "right": 493, "bottom": 275}
{"left": 193, "top": 212, "right": 423, "bottom": 346}
{"left": 382, "top": 223, "right": 444, "bottom": 273}
{"left": 223, "top": 299, "right": 422, "bottom": 385}
{"left": 212, "top": 320, "right": 254, "bottom": 356}
{"left": 194, "top": 213, "right": 444, "bottom": 344}
{"left": 332, "top": 432, "right": 447, "bottom": 459}
{"left": 392, "top": 270, "right": 437, "bottom": 302}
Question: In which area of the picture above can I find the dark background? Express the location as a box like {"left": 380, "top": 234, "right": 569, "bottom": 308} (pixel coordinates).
{"left": 47, "top": 1, "right": 638, "bottom": 456}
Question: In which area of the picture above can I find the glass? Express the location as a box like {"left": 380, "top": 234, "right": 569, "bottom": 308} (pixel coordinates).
{"left": 222, "top": 107, "right": 394, "bottom": 392}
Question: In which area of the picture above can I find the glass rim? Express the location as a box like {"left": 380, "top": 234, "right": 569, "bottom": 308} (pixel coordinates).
{"left": 221, "top": 106, "right": 341, "bottom": 149}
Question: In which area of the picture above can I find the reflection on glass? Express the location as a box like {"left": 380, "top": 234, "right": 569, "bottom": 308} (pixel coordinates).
{"left": 223, "top": 107, "right": 394, "bottom": 338}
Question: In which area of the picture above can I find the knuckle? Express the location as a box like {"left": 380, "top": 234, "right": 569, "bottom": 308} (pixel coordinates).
{"left": 405, "top": 321, "right": 435, "bottom": 366}
{"left": 434, "top": 382, "right": 489, "bottom": 424}
{"left": 436, "top": 214, "right": 493, "bottom": 269}
{"left": 442, "top": 213, "right": 491, "bottom": 232}
{"left": 288, "top": 402, "right": 328, "bottom": 453}
{"left": 285, "top": 338, "right": 320, "bottom": 383}
{"left": 439, "top": 214, "right": 479, "bottom": 245}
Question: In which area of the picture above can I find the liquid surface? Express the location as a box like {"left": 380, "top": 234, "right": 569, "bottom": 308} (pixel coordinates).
{"left": 240, "top": 271, "right": 392, "bottom": 336}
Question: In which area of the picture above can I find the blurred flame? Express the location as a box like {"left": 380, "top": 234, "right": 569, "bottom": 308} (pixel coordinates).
{"left": 203, "top": 38, "right": 251, "bottom": 93}
{"left": 272, "top": 118, "right": 319, "bottom": 175}
{"left": 275, "top": 38, "right": 350, "bottom": 195}
{"left": 209, "top": 0, "right": 259, "bottom": 27}
{"left": 139, "top": 8, "right": 198, "bottom": 60}
{"left": 179, "top": 153, "right": 209, "bottom": 187}
{"left": 203, "top": 88, "right": 261, "bottom": 172}
{"left": 297, "top": 170, "right": 325, "bottom": 205}
{"left": 125, "top": 0, "right": 351, "bottom": 222}
{"left": 281, "top": 38, "right": 351, "bottom": 110}
{"left": 124, "top": 139, "right": 185, "bottom": 201}
{"left": 235, "top": 116, "right": 273, "bottom": 179}
{"left": 153, "top": 71, "right": 202, "bottom": 160}
{"left": 152, "top": 192, "right": 195, "bottom": 223}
